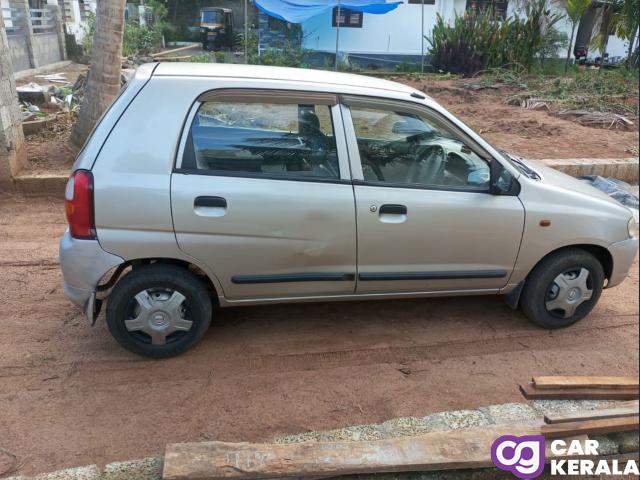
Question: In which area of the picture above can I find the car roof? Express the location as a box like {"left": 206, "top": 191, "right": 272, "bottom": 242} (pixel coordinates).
{"left": 152, "top": 63, "right": 421, "bottom": 96}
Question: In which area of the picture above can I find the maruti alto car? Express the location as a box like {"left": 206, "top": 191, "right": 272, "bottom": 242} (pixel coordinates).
{"left": 60, "top": 63, "right": 638, "bottom": 358}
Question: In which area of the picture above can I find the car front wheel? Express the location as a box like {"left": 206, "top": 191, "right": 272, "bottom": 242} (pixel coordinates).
{"left": 520, "top": 248, "right": 604, "bottom": 329}
{"left": 106, "top": 264, "right": 212, "bottom": 358}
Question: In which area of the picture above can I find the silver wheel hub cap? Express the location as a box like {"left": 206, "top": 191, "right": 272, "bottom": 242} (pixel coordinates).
{"left": 125, "top": 289, "right": 192, "bottom": 346}
{"left": 545, "top": 268, "right": 593, "bottom": 319}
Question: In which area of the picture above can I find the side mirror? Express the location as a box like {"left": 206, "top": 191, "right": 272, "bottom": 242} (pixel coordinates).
{"left": 391, "top": 120, "right": 429, "bottom": 135}
{"left": 489, "top": 159, "right": 516, "bottom": 195}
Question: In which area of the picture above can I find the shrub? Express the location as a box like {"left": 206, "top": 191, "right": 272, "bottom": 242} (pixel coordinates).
{"left": 123, "top": 24, "right": 163, "bottom": 56}
{"left": 427, "top": 0, "right": 563, "bottom": 76}
{"left": 81, "top": 12, "right": 96, "bottom": 56}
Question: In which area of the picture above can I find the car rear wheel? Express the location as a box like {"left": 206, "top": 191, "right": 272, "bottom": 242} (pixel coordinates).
{"left": 520, "top": 248, "right": 604, "bottom": 329}
{"left": 106, "top": 264, "right": 212, "bottom": 358}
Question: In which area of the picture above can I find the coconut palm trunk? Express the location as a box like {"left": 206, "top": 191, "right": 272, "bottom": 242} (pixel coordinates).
{"left": 71, "top": 0, "right": 127, "bottom": 148}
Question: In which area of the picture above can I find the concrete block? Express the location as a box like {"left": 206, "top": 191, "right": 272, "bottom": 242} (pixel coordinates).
{"left": 608, "top": 430, "right": 640, "bottom": 454}
{"left": 14, "top": 174, "right": 66, "bottom": 196}
{"left": 436, "top": 409, "right": 491, "bottom": 430}
{"left": 591, "top": 435, "right": 619, "bottom": 455}
{"left": 102, "top": 457, "right": 163, "bottom": 480}
{"left": 5, "top": 465, "right": 101, "bottom": 480}
{"left": 481, "top": 402, "right": 539, "bottom": 424}
{"left": 528, "top": 399, "right": 617, "bottom": 417}
{"left": 540, "top": 157, "right": 639, "bottom": 183}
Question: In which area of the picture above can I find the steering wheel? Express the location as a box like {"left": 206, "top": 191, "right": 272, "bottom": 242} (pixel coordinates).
{"left": 406, "top": 145, "right": 447, "bottom": 185}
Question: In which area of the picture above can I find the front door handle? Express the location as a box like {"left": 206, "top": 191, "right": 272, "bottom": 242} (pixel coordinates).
{"left": 194, "top": 196, "right": 227, "bottom": 208}
{"left": 379, "top": 204, "right": 407, "bottom": 215}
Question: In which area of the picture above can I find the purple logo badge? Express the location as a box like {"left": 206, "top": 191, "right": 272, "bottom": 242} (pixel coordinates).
{"left": 491, "top": 435, "right": 545, "bottom": 479}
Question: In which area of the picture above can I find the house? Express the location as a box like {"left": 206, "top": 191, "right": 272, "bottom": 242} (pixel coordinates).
{"left": 258, "top": 0, "right": 632, "bottom": 68}
{"left": 2, "top": 0, "right": 69, "bottom": 72}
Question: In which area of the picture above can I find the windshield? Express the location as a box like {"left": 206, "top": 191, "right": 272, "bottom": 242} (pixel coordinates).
{"left": 201, "top": 10, "right": 223, "bottom": 23}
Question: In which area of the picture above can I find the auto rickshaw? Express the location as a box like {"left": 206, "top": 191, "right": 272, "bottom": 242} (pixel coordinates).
{"left": 199, "top": 7, "right": 233, "bottom": 51}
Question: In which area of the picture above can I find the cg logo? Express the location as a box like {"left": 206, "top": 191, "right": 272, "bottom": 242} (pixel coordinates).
{"left": 491, "top": 435, "right": 545, "bottom": 479}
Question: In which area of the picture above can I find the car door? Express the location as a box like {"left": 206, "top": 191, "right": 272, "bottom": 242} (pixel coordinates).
{"left": 171, "top": 89, "right": 357, "bottom": 301}
{"left": 340, "top": 95, "right": 525, "bottom": 294}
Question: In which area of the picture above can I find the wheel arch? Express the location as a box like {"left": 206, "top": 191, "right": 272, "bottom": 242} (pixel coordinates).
{"left": 97, "top": 257, "right": 222, "bottom": 307}
{"left": 507, "top": 243, "right": 613, "bottom": 309}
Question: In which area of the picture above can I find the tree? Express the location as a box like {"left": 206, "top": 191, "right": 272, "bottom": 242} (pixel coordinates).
{"left": 561, "top": 0, "right": 592, "bottom": 72}
{"left": 0, "top": 12, "right": 27, "bottom": 188}
{"left": 612, "top": 0, "right": 639, "bottom": 67}
{"left": 71, "top": 0, "right": 127, "bottom": 148}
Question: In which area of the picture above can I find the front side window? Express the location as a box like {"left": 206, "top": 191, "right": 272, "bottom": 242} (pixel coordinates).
{"left": 183, "top": 100, "right": 340, "bottom": 180}
{"left": 349, "top": 106, "right": 490, "bottom": 190}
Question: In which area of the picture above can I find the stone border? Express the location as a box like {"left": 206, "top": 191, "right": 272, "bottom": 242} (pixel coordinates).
{"left": 5, "top": 400, "right": 638, "bottom": 480}
{"left": 541, "top": 158, "right": 639, "bottom": 184}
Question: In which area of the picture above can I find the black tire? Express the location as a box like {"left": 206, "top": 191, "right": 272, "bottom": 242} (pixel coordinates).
{"left": 106, "top": 263, "right": 212, "bottom": 358}
{"left": 520, "top": 248, "right": 604, "bottom": 329}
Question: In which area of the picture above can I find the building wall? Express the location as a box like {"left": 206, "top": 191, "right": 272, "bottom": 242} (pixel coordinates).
{"left": 300, "top": 0, "right": 629, "bottom": 59}
{"left": 302, "top": 1, "right": 442, "bottom": 55}
{"left": 4, "top": 0, "right": 66, "bottom": 73}
{"left": 32, "top": 30, "right": 62, "bottom": 65}
{"left": 258, "top": 11, "right": 301, "bottom": 51}
{"left": 6, "top": 34, "right": 32, "bottom": 71}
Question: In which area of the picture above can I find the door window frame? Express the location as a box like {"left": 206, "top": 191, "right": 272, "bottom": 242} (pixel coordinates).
{"left": 173, "top": 88, "right": 353, "bottom": 184}
{"left": 339, "top": 94, "right": 496, "bottom": 193}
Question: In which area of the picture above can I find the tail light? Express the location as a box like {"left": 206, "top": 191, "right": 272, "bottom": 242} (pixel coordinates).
{"left": 65, "top": 170, "right": 96, "bottom": 240}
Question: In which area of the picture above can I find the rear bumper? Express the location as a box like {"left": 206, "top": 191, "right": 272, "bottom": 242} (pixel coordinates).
{"left": 607, "top": 237, "right": 639, "bottom": 288}
{"left": 59, "top": 230, "right": 124, "bottom": 322}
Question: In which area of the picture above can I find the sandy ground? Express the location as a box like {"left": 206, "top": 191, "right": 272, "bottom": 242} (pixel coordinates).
{"left": 0, "top": 194, "right": 638, "bottom": 476}
{"left": 395, "top": 76, "right": 639, "bottom": 160}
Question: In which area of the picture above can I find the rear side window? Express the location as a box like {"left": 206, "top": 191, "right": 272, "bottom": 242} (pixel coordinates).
{"left": 182, "top": 101, "right": 339, "bottom": 180}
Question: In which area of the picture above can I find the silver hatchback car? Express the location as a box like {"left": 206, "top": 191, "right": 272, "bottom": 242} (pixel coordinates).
{"left": 60, "top": 63, "right": 638, "bottom": 357}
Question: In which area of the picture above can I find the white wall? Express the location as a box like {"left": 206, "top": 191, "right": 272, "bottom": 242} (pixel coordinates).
{"left": 302, "top": 1, "right": 440, "bottom": 55}
{"left": 302, "top": 0, "right": 630, "bottom": 58}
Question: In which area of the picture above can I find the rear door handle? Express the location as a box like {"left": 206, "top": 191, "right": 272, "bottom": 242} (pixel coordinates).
{"left": 194, "top": 196, "right": 227, "bottom": 208}
{"left": 379, "top": 204, "right": 407, "bottom": 215}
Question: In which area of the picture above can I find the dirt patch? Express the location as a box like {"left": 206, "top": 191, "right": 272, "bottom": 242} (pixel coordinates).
{"left": 16, "top": 63, "right": 87, "bottom": 177}
{"left": 15, "top": 63, "right": 88, "bottom": 89}
{"left": 483, "top": 119, "right": 564, "bottom": 138}
{"left": 398, "top": 77, "right": 640, "bottom": 160}
{"left": 23, "top": 114, "right": 76, "bottom": 176}
{"left": 0, "top": 194, "right": 638, "bottom": 476}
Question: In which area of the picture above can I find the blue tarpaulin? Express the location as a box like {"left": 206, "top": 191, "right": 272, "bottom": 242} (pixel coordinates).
{"left": 254, "top": 0, "right": 401, "bottom": 24}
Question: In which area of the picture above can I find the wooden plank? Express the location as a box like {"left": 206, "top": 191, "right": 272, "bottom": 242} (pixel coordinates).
{"left": 533, "top": 376, "right": 639, "bottom": 390}
{"left": 163, "top": 428, "right": 605, "bottom": 480}
{"left": 152, "top": 43, "right": 201, "bottom": 58}
{"left": 520, "top": 383, "right": 639, "bottom": 400}
{"left": 541, "top": 415, "right": 639, "bottom": 438}
{"left": 163, "top": 425, "right": 542, "bottom": 480}
{"left": 544, "top": 401, "right": 639, "bottom": 424}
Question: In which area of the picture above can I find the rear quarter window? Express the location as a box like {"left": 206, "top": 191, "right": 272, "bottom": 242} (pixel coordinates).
{"left": 182, "top": 100, "right": 340, "bottom": 180}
